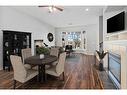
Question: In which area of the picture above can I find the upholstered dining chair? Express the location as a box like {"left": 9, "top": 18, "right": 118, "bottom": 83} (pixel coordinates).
{"left": 65, "top": 45, "right": 73, "bottom": 56}
{"left": 50, "top": 47, "right": 59, "bottom": 57}
{"left": 10, "top": 55, "right": 38, "bottom": 89}
{"left": 22, "top": 48, "right": 38, "bottom": 70}
{"left": 46, "top": 52, "right": 66, "bottom": 80}
{"left": 21, "top": 48, "right": 32, "bottom": 69}
{"left": 50, "top": 47, "right": 59, "bottom": 65}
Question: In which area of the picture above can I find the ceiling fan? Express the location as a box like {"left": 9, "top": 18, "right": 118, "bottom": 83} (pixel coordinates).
{"left": 38, "top": 5, "right": 63, "bottom": 13}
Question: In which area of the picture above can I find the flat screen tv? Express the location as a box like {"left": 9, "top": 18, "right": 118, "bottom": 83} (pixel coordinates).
{"left": 107, "top": 11, "right": 125, "bottom": 33}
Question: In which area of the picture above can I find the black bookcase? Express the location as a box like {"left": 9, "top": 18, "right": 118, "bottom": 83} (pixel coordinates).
{"left": 3, "top": 30, "right": 31, "bottom": 71}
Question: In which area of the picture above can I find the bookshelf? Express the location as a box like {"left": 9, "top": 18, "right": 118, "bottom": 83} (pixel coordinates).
{"left": 3, "top": 30, "right": 31, "bottom": 71}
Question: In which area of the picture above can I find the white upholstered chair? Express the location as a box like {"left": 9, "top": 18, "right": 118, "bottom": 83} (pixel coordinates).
{"left": 10, "top": 55, "right": 38, "bottom": 89}
{"left": 46, "top": 52, "right": 66, "bottom": 80}
{"left": 21, "top": 48, "right": 32, "bottom": 69}
{"left": 50, "top": 48, "right": 59, "bottom": 65}
{"left": 50, "top": 47, "right": 59, "bottom": 57}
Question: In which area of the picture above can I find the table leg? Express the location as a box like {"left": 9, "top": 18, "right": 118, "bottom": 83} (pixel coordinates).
{"left": 38, "top": 65, "right": 46, "bottom": 82}
{"left": 38, "top": 65, "right": 43, "bottom": 82}
{"left": 42, "top": 64, "right": 46, "bottom": 82}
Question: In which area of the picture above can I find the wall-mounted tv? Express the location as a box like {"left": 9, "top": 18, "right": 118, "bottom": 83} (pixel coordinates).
{"left": 107, "top": 11, "right": 125, "bottom": 33}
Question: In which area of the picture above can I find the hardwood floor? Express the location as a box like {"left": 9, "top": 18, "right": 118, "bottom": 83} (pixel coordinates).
{"left": 0, "top": 54, "right": 110, "bottom": 89}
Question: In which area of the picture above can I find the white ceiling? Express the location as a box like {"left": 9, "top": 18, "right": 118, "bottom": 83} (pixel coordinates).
{"left": 12, "top": 6, "right": 104, "bottom": 28}
{"left": 104, "top": 6, "right": 126, "bottom": 13}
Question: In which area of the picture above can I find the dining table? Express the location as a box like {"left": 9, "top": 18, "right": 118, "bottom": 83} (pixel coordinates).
{"left": 25, "top": 55, "right": 57, "bottom": 82}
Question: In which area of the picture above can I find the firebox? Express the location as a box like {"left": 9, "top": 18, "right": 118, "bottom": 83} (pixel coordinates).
{"left": 108, "top": 52, "right": 121, "bottom": 88}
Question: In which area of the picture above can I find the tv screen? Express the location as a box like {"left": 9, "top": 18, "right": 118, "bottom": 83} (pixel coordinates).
{"left": 107, "top": 11, "right": 125, "bottom": 33}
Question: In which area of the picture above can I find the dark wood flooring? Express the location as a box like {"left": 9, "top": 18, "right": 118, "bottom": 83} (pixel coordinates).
{"left": 0, "top": 54, "right": 115, "bottom": 89}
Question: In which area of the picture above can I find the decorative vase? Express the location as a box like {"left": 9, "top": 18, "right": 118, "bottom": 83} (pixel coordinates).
{"left": 99, "top": 60, "right": 104, "bottom": 71}
{"left": 40, "top": 54, "right": 44, "bottom": 59}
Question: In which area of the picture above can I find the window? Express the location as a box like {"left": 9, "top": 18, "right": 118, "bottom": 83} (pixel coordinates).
{"left": 62, "top": 32, "right": 81, "bottom": 49}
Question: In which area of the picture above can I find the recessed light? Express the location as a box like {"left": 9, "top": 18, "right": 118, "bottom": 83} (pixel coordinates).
{"left": 85, "top": 8, "right": 89, "bottom": 11}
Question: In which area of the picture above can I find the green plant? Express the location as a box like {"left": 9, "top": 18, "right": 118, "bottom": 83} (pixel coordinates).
{"left": 96, "top": 50, "right": 108, "bottom": 71}
{"left": 36, "top": 47, "right": 50, "bottom": 55}
{"left": 96, "top": 50, "right": 107, "bottom": 60}
{"left": 73, "top": 38, "right": 81, "bottom": 48}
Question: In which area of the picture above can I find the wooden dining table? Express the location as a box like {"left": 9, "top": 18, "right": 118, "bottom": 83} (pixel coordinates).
{"left": 25, "top": 55, "right": 57, "bottom": 82}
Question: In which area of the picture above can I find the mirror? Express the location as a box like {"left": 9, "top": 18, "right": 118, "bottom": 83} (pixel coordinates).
{"left": 47, "top": 33, "right": 54, "bottom": 42}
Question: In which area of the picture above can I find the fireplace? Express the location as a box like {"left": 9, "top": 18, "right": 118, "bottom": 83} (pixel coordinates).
{"left": 108, "top": 52, "right": 121, "bottom": 88}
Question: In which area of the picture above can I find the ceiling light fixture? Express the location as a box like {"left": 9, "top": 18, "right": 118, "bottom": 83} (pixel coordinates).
{"left": 38, "top": 6, "right": 63, "bottom": 13}
{"left": 48, "top": 6, "right": 53, "bottom": 12}
{"left": 48, "top": 6, "right": 56, "bottom": 13}
{"left": 85, "top": 8, "right": 89, "bottom": 11}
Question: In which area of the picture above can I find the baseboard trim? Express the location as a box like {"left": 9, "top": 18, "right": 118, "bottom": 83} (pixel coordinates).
{"left": 84, "top": 52, "right": 95, "bottom": 55}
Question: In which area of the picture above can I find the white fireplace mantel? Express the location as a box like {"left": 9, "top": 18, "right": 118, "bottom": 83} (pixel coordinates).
{"left": 104, "top": 40, "right": 127, "bottom": 46}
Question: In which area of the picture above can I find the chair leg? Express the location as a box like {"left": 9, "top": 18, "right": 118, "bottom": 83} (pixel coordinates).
{"left": 62, "top": 72, "right": 65, "bottom": 81}
{"left": 13, "top": 80, "right": 16, "bottom": 89}
{"left": 45, "top": 73, "right": 47, "bottom": 82}
{"left": 58, "top": 76, "right": 61, "bottom": 81}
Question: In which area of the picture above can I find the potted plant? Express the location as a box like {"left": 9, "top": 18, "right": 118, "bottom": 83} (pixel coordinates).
{"left": 96, "top": 50, "right": 108, "bottom": 71}
{"left": 73, "top": 38, "right": 81, "bottom": 48}
{"left": 36, "top": 47, "right": 50, "bottom": 55}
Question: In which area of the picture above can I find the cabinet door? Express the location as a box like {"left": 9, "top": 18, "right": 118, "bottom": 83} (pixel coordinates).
{"left": 26, "top": 33, "right": 31, "bottom": 48}
{"left": 22, "top": 33, "right": 27, "bottom": 49}
{"left": 22, "top": 33, "right": 31, "bottom": 48}
{"left": 3, "top": 31, "right": 13, "bottom": 69}
{"left": 13, "top": 32, "right": 22, "bottom": 56}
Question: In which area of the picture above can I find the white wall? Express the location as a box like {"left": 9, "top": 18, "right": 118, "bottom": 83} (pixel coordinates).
{"left": 99, "top": 16, "right": 103, "bottom": 43}
{"left": 55, "top": 24, "right": 99, "bottom": 54}
{"left": 86, "top": 24, "right": 99, "bottom": 54}
{"left": 0, "top": 7, "right": 55, "bottom": 70}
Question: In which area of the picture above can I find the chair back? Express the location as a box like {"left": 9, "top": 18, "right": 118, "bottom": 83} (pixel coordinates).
{"left": 10, "top": 55, "right": 26, "bottom": 82}
{"left": 56, "top": 52, "right": 66, "bottom": 75}
{"left": 50, "top": 48, "right": 59, "bottom": 57}
{"left": 65, "top": 45, "right": 72, "bottom": 51}
{"left": 21, "top": 48, "right": 32, "bottom": 64}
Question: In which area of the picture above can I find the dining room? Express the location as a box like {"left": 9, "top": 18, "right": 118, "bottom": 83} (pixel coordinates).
{"left": 0, "top": 28, "right": 96, "bottom": 89}
{"left": 0, "top": 47, "right": 95, "bottom": 89}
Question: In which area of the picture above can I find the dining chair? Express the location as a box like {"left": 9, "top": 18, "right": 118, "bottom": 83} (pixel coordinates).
{"left": 65, "top": 45, "right": 73, "bottom": 56}
{"left": 10, "top": 55, "right": 38, "bottom": 89}
{"left": 50, "top": 47, "right": 59, "bottom": 57}
{"left": 50, "top": 47, "right": 59, "bottom": 65}
{"left": 21, "top": 48, "right": 32, "bottom": 69}
{"left": 46, "top": 52, "right": 66, "bottom": 81}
